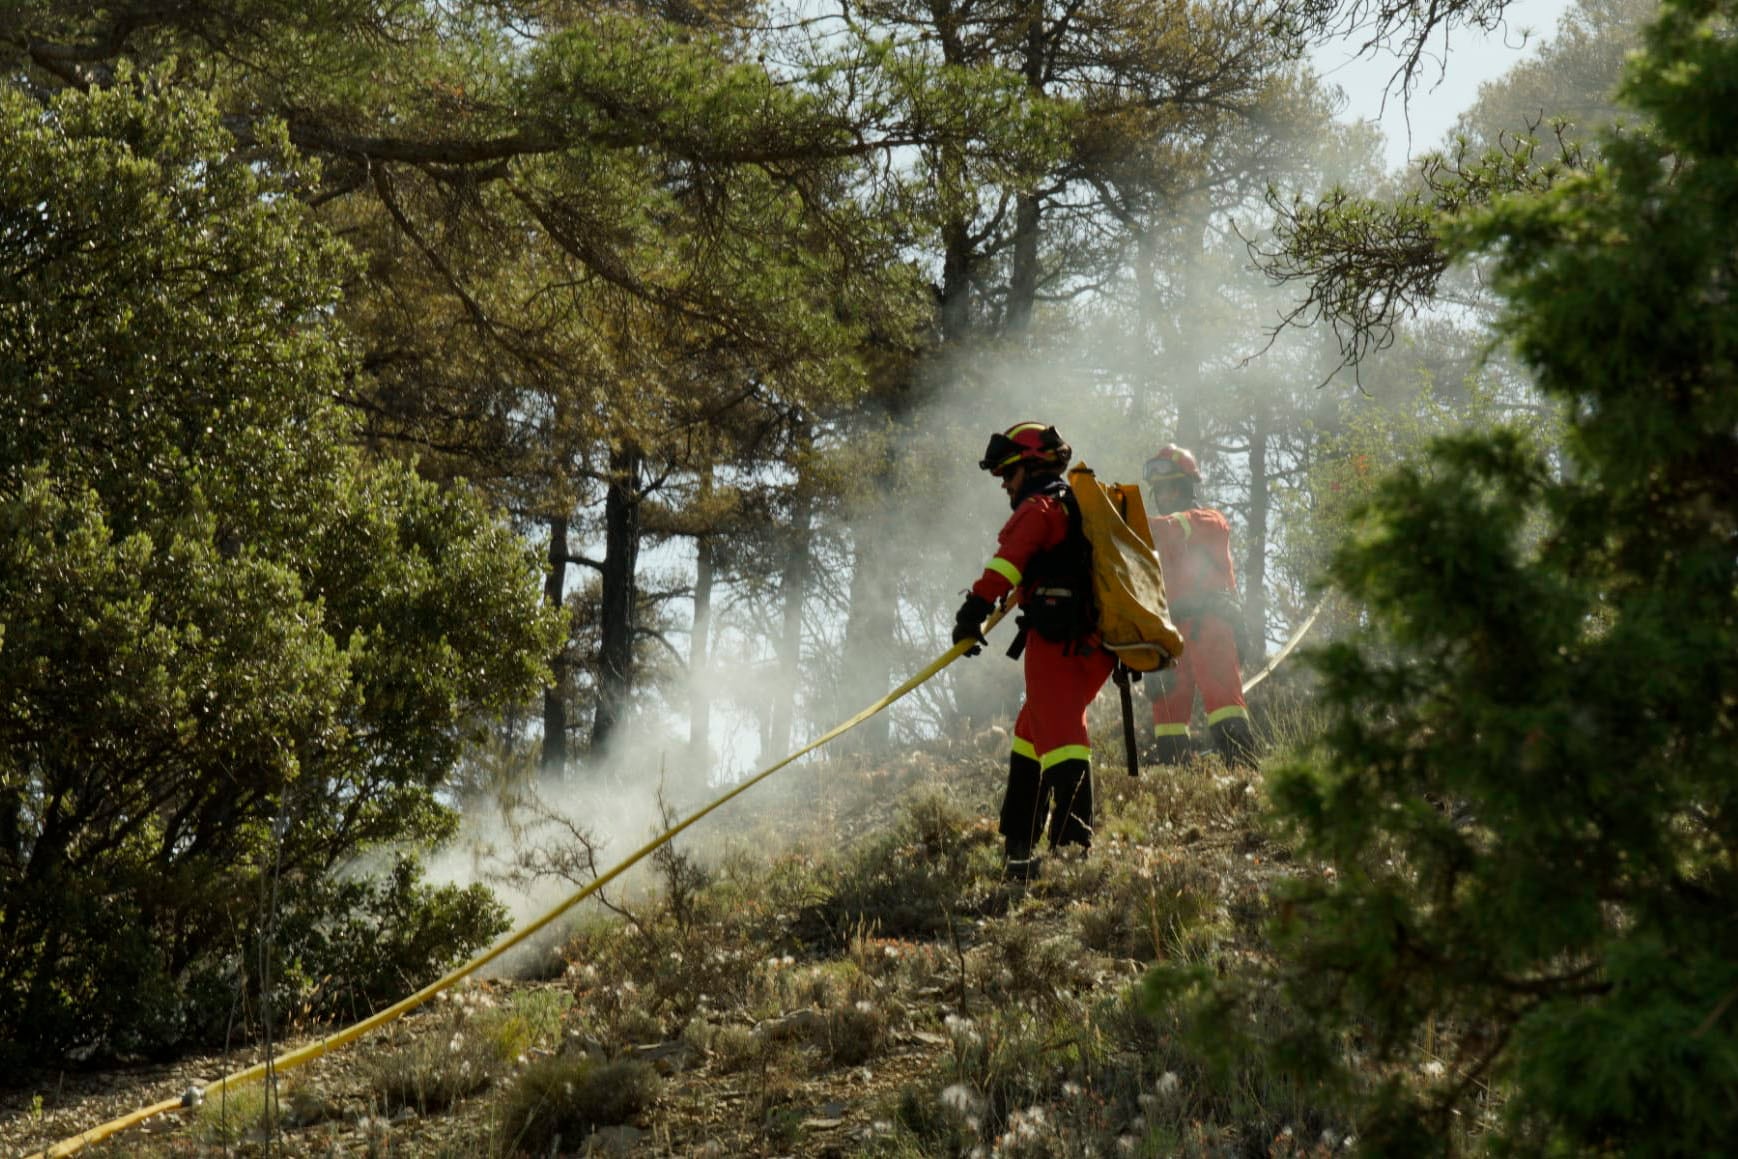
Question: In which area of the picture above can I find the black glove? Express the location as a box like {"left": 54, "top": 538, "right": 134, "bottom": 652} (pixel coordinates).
{"left": 952, "top": 593, "right": 995, "bottom": 657}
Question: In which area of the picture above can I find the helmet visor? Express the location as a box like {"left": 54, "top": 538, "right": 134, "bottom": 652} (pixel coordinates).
{"left": 979, "top": 432, "right": 1024, "bottom": 476}
{"left": 1144, "top": 456, "right": 1186, "bottom": 484}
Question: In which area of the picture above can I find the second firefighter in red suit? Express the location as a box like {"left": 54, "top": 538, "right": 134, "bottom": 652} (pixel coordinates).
{"left": 953, "top": 423, "right": 1114, "bottom": 880}
{"left": 1143, "top": 444, "right": 1259, "bottom": 769}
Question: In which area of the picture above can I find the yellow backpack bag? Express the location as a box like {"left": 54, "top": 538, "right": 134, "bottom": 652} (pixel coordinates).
{"left": 1067, "top": 463, "right": 1184, "bottom": 671}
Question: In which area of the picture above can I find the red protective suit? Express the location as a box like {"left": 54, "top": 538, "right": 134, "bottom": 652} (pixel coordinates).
{"left": 1147, "top": 506, "right": 1251, "bottom": 755}
{"left": 970, "top": 477, "right": 1114, "bottom": 857}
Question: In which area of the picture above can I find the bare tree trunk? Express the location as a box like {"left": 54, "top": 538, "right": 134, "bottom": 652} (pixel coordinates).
{"left": 838, "top": 503, "right": 898, "bottom": 752}
{"left": 591, "top": 446, "right": 642, "bottom": 756}
{"left": 1005, "top": 5, "right": 1045, "bottom": 335}
{"left": 1006, "top": 191, "right": 1041, "bottom": 334}
{"left": 688, "top": 531, "right": 716, "bottom": 777}
{"left": 768, "top": 486, "right": 813, "bottom": 757}
{"left": 1243, "top": 406, "right": 1270, "bottom": 660}
{"left": 541, "top": 515, "right": 569, "bottom": 778}
{"left": 939, "top": 207, "right": 975, "bottom": 343}
{"left": 1172, "top": 224, "right": 1207, "bottom": 453}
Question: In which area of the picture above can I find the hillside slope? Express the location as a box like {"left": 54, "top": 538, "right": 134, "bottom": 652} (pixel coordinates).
{"left": 3, "top": 736, "right": 1346, "bottom": 1158}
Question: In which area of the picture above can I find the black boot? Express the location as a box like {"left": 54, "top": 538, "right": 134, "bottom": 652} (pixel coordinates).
{"left": 999, "top": 751, "right": 1045, "bottom": 879}
{"left": 1210, "top": 716, "right": 1260, "bottom": 770}
{"left": 1148, "top": 733, "right": 1192, "bottom": 766}
{"left": 1003, "top": 848, "right": 1042, "bottom": 881}
{"left": 1042, "top": 758, "right": 1093, "bottom": 851}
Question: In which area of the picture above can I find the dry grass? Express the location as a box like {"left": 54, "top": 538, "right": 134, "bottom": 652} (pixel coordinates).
{"left": 493, "top": 1056, "right": 659, "bottom": 1155}
{"left": 37, "top": 723, "right": 1377, "bottom": 1159}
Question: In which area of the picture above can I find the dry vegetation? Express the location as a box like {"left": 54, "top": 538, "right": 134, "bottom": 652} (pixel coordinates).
{"left": 2, "top": 699, "right": 1361, "bottom": 1158}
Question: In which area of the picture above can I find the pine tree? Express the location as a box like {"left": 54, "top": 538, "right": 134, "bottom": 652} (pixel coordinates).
{"left": 1151, "top": 0, "right": 1738, "bottom": 1152}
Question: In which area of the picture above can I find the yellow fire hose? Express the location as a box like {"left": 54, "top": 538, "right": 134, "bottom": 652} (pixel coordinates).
{"left": 27, "top": 607, "right": 1008, "bottom": 1159}
{"left": 1241, "top": 598, "right": 1323, "bottom": 695}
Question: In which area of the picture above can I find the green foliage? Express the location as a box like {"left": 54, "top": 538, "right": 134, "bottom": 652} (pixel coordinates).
{"left": 1262, "top": 130, "right": 1589, "bottom": 367}
{"left": 0, "top": 77, "right": 559, "bottom": 1067}
{"left": 1152, "top": 0, "right": 1738, "bottom": 1152}
{"left": 269, "top": 856, "right": 511, "bottom": 1024}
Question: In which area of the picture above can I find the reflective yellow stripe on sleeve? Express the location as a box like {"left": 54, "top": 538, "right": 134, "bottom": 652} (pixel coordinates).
{"left": 986, "top": 557, "right": 1022, "bottom": 586}
{"left": 1039, "top": 744, "right": 1092, "bottom": 770}
{"left": 1206, "top": 705, "right": 1249, "bottom": 725}
{"left": 1011, "top": 736, "right": 1038, "bottom": 761}
{"left": 1153, "top": 722, "right": 1190, "bottom": 737}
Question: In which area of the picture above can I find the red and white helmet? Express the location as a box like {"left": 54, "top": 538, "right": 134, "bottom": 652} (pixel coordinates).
{"left": 979, "top": 423, "right": 1072, "bottom": 477}
{"left": 1144, "top": 444, "right": 1200, "bottom": 485}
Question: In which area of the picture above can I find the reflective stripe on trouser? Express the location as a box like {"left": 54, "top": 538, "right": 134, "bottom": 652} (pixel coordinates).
{"left": 1150, "top": 614, "right": 1246, "bottom": 736}
{"left": 1001, "top": 631, "right": 1115, "bottom": 853}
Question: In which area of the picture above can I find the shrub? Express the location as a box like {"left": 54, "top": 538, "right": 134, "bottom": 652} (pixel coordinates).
{"left": 824, "top": 999, "right": 889, "bottom": 1066}
{"left": 1073, "top": 854, "right": 1224, "bottom": 963}
{"left": 497, "top": 1057, "right": 659, "bottom": 1155}
{"left": 369, "top": 1015, "right": 510, "bottom": 1114}
{"left": 0, "top": 78, "right": 557, "bottom": 1068}
{"left": 809, "top": 789, "right": 998, "bottom": 942}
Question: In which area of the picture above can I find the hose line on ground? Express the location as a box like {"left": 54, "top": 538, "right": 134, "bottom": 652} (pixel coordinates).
{"left": 27, "top": 608, "right": 1008, "bottom": 1159}
{"left": 33, "top": 594, "right": 1327, "bottom": 1157}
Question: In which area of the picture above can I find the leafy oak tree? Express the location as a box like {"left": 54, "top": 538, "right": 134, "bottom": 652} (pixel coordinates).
{"left": 1151, "top": 0, "right": 1738, "bottom": 1152}
{"left": 0, "top": 78, "right": 563, "bottom": 1067}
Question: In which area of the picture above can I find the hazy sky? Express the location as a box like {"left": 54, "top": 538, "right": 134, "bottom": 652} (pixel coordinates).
{"left": 1313, "top": 0, "right": 1579, "bottom": 171}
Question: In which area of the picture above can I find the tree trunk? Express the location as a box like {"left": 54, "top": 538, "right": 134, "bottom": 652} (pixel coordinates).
{"left": 838, "top": 502, "right": 899, "bottom": 752}
{"left": 768, "top": 486, "right": 813, "bottom": 758}
{"left": 1005, "top": 4, "right": 1045, "bottom": 335}
{"left": 1005, "top": 191, "right": 1041, "bottom": 334}
{"left": 688, "top": 531, "right": 716, "bottom": 778}
{"left": 591, "top": 446, "right": 642, "bottom": 756}
{"left": 541, "top": 515, "right": 570, "bottom": 778}
{"left": 1243, "top": 407, "right": 1270, "bottom": 660}
{"left": 939, "top": 207, "right": 974, "bottom": 343}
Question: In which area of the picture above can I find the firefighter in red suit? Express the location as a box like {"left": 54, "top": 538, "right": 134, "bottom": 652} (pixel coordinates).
{"left": 953, "top": 423, "right": 1115, "bottom": 880}
{"left": 1143, "top": 445, "right": 1259, "bottom": 769}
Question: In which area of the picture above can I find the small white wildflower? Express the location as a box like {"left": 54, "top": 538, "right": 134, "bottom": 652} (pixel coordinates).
{"left": 940, "top": 1084, "right": 981, "bottom": 1114}
{"left": 1156, "top": 1071, "right": 1180, "bottom": 1095}
{"left": 448, "top": 1033, "right": 464, "bottom": 1053}
{"left": 1117, "top": 1136, "right": 1137, "bottom": 1155}
{"left": 855, "top": 999, "right": 875, "bottom": 1014}
{"left": 1422, "top": 1059, "right": 1446, "bottom": 1077}
{"left": 1062, "top": 1081, "right": 1082, "bottom": 1098}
